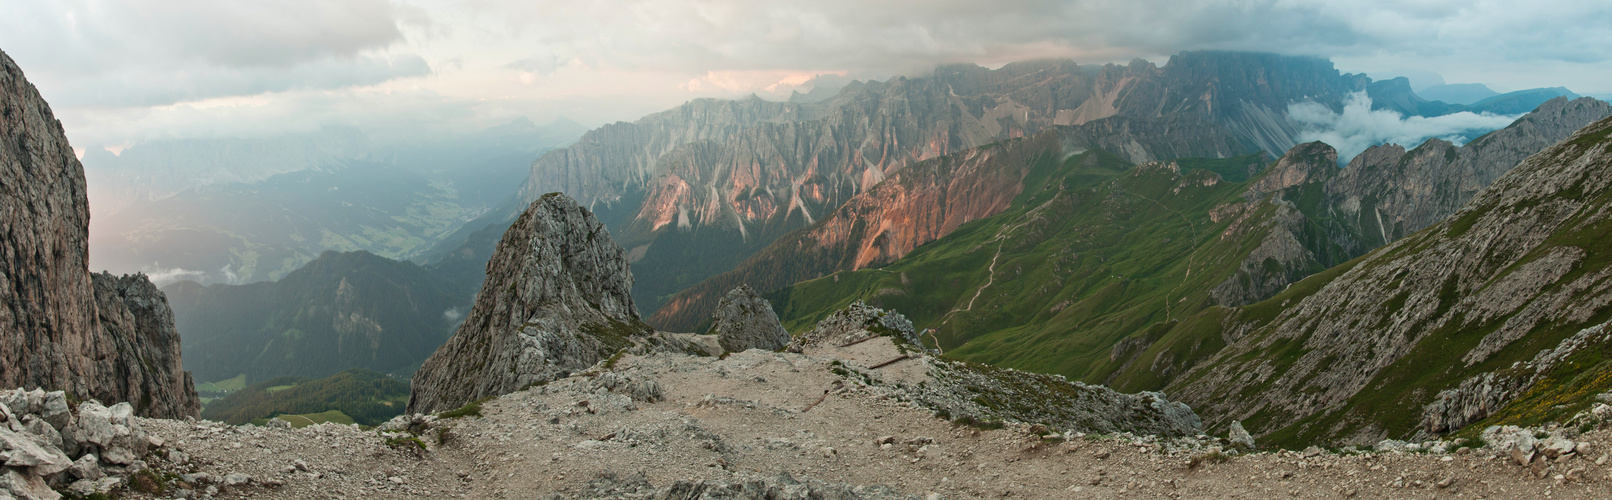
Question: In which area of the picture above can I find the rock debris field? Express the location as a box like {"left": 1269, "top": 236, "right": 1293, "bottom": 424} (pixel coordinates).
{"left": 0, "top": 335, "right": 1580, "bottom": 499}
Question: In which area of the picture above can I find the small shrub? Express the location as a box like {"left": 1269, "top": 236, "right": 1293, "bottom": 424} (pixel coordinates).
{"left": 602, "top": 352, "right": 626, "bottom": 370}
{"left": 440, "top": 396, "right": 494, "bottom": 419}
{"left": 953, "top": 415, "right": 1005, "bottom": 430}
{"left": 1188, "top": 449, "right": 1232, "bottom": 468}
{"left": 384, "top": 434, "right": 427, "bottom": 454}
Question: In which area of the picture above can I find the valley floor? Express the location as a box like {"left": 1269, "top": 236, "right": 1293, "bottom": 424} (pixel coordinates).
{"left": 126, "top": 340, "right": 1612, "bottom": 499}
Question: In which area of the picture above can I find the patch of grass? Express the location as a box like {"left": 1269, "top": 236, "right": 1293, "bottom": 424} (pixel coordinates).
{"left": 195, "top": 373, "right": 248, "bottom": 394}
{"left": 952, "top": 415, "right": 1006, "bottom": 430}
{"left": 383, "top": 434, "right": 427, "bottom": 454}
{"left": 440, "top": 396, "right": 494, "bottom": 419}
{"left": 1188, "top": 448, "right": 1232, "bottom": 468}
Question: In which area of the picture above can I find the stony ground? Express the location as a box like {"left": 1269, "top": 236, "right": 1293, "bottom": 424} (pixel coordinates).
{"left": 123, "top": 338, "right": 1612, "bottom": 499}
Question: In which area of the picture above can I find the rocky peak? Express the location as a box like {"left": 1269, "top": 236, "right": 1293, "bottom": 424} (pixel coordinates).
{"left": 1242, "top": 141, "right": 1338, "bottom": 201}
{"left": 408, "top": 193, "right": 652, "bottom": 414}
{"left": 707, "top": 285, "right": 789, "bottom": 353}
{"left": 0, "top": 48, "right": 198, "bottom": 418}
{"left": 1328, "top": 96, "right": 1612, "bottom": 245}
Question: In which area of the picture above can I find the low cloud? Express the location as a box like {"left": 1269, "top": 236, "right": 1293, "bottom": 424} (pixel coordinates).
{"left": 1290, "top": 92, "right": 1520, "bottom": 163}
{"left": 140, "top": 266, "right": 206, "bottom": 286}
{"left": 443, "top": 307, "right": 465, "bottom": 324}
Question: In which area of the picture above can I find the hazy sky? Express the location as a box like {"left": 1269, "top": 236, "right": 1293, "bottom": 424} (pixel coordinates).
{"left": 2, "top": 0, "right": 1609, "bottom": 153}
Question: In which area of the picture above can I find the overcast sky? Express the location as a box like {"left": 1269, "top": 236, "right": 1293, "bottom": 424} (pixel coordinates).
{"left": 2, "top": 0, "right": 1609, "bottom": 153}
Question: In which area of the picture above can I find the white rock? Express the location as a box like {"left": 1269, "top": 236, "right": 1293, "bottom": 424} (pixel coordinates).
{"left": 0, "top": 426, "right": 72, "bottom": 475}
{"left": 1227, "top": 421, "right": 1255, "bottom": 450}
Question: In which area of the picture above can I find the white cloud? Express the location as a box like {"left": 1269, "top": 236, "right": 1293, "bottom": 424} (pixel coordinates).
{"left": 140, "top": 266, "right": 206, "bottom": 286}
{"left": 1291, "top": 92, "right": 1521, "bottom": 163}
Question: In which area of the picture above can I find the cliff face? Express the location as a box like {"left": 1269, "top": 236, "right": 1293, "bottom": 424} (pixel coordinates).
{"left": 522, "top": 52, "right": 1394, "bottom": 317}
{"left": 1168, "top": 114, "right": 1612, "bottom": 445}
{"left": 408, "top": 193, "right": 651, "bottom": 414}
{"left": 0, "top": 49, "right": 198, "bottom": 418}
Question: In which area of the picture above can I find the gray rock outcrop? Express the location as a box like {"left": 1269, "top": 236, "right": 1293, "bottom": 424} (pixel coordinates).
{"left": 1228, "top": 421, "right": 1255, "bottom": 450}
{"left": 1, "top": 390, "right": 155, "bottom": 500}
{"left": 408, "top": 193, "right": 653, "bottom": 414}
{"left": 0, "top": 48, "right": 198, "bottom": 418}
{"left": 1421, "top": 319, "right": 1612, "bottom": 433}
{"left": 789, "top": 301, "right": 922, "bottom": 352}
{"left": 708, "top": 285, "right": 790, "bottom": 353}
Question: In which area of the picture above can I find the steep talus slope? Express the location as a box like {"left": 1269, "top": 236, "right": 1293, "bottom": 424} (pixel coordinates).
{"left": 0, "top": 49, "right": 198, "bottom": 417}
{"left": 652, "top": 116, "right": 1250, "bottom": 331}
{"left": 408, "top": 193, "right": 652, "bottom": 413}
{"left": 163, "top": 250, "right": 466, "bottom": 384}
{"left": 1167, "top": 114, "right": 1612, "bottom": 445}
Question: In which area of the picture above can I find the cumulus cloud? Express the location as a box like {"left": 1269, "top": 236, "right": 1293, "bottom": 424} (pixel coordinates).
{"left": 1291, "top": 92, "right": 1520, "bottom": 163}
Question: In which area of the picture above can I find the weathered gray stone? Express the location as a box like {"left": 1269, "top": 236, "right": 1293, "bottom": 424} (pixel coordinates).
{"left": 67, "top": 454, "right": 103, "bottom": 481}
{"left": 65, "top": 477, "right": 119, "bottom": 498}
{"left": 788, "top": 302, "right": 922, "bottom": 352}
{"left": 409, "top": 193, "right": 652, "bottom": 414}
{"left": 37, "top": 393, "right": 67, "bottom": 432}
{"left": 19, "top": 419, "right": 58, "bottom": 451}
{"left": 0, "top": 467, "right": 59, "bottom": 500}
{"left": 1227, "top": 421, "right": 1255, "bottom": 450}
{"left": 709, "top": 285, "right": 790, "bottom": 353}
{"left": 0, "top": 426, "right": 70, "bottom": 475}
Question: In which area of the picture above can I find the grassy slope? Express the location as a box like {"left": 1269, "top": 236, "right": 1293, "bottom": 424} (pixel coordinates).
{"left": 201, "top": 369, "right": 409, "bottom": 426}
{"left": 772, "top": 150, "right": 1296, "bottom": 387}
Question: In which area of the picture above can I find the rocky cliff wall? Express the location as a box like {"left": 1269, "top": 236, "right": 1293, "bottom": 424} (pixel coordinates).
{"left": 0, "top": 49, "right": 198, "bottom": 418}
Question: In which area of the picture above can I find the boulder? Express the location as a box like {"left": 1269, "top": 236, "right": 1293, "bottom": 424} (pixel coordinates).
{"left": 68, "top": 454, "right": 104, "bottom": 481}
{"left": 1227, "top": 421, "right": 1255, "bottom": 450}
{"left": 0, "top": 427, "right": 72, "bottom": 475}
{"left": 708, "top": 285, "right": 790, "bottom": 353}
{"left": 0, "top": 467, "right": 60, "bottom": 500}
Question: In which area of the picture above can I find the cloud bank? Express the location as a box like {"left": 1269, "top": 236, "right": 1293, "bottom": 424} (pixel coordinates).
{"left": 1291, "top": 92, "right": 1520, "bottom": 163}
